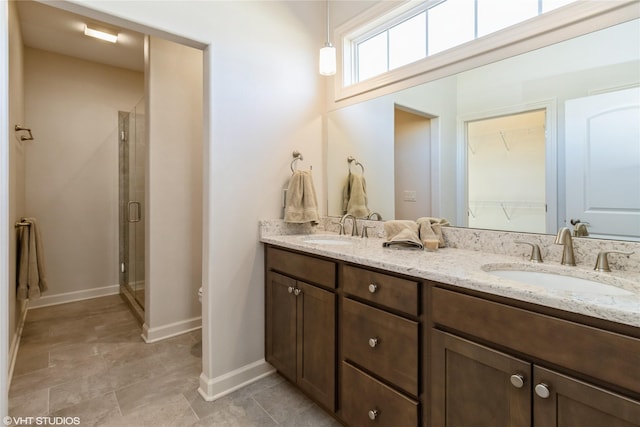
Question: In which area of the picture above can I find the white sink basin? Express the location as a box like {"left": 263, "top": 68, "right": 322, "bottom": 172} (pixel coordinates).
{"left": 488, "top": 269, "right": 634, "bottom": 296}
{"left": 302, "top": 236, "right": 355, "bottom": 246}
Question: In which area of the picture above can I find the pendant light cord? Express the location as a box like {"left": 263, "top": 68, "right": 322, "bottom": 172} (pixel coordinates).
{"left": 325, "top": 0, "right": 332, "bottom": 47}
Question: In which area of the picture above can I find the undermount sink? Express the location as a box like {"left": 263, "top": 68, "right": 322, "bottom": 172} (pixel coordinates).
{"left": 302, "top": 236, "right": 356, "bottom": 246}
{"left": 486, "top": 268, "right": 634, "bottom": 296}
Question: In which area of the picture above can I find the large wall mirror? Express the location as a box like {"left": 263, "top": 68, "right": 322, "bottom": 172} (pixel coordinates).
{"left": 328, "top": 18, "right": 640, "bottom": 241}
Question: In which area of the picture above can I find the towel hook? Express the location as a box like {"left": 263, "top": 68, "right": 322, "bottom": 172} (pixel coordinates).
{"left": 14, "top": 125, "right": 34, "bottom": 142}
{"left": 347, "top": 155, "right": 365, "bottom": 173}
{"left": 290, "top": 151, "right": 303, "bottom": 173}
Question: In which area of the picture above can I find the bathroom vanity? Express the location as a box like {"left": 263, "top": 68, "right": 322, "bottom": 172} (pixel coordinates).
{"left": 262, "top": 229, "right": 640, "bottom": 427}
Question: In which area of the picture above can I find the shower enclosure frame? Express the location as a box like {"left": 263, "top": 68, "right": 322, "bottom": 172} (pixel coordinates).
{"left": 118, "top": 104, "right": 146, "bottom": 320}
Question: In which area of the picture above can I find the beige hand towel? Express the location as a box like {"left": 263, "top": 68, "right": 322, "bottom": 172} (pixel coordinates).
{"left": 17, "top": 218, "right": 48, "bottom": 300}
{"left": 17, "top": 226, "right": 29, "bottom": 300}
{"left": 284, "top": 170, "right": 319, "bottom": 224}
{"left": 382, "top": 220, "right": 423, "bottom": 249}
{"left": 416, "top": 217, "right": 450, "bottom": 248}
{"left": 342, "top": 172, "right": 369, "bottom": 218}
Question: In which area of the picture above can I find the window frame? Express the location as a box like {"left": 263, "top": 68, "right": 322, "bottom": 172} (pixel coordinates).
{"left": 334, "top": 0, "right": 639, "bottom": 103}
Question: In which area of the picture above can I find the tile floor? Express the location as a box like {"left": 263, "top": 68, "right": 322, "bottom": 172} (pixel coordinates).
{"left": 9, "top": 295, "right": 341, "bottom": 426}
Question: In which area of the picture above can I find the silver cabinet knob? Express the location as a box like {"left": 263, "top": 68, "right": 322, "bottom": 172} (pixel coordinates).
{"left": 368, "top": 409, "right": 378, "bottom": 420}
{"left": 287, "top": 286, "right": 294, "bottom": 294}
{"left": 510, "top": 374, "right": 525, "bottom": 389}
{"left": 368, "top": 337, "right": 379, "bottom": 348}
{"left": 293, "top": 288, "right": 302, "bottom": 296}
{"left": 535, "top": 383, "right": 551, "bottom": 399}
{"left": 368, "top": 283, "right": 378, "bottom": 293}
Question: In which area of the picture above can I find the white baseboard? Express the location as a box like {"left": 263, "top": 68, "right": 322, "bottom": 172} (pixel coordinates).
{"left": 141, "top": 316, "right": 202, "bottom": 343}
{"left": 198, "top": 359, "right": 276, "bottom": 402}
{"left": 27, "top": 284, "right": 120, "bottom": 309}
{"left": 8, "top": 299, "right": 29, "bottom": 385}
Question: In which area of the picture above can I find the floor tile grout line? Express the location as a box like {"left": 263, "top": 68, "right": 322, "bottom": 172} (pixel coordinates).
{"left": 251, "top": 396, "right": 281, "bottom": 425}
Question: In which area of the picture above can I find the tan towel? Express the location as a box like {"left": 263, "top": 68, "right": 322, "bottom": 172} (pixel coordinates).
{"left": 382, "top": 220, "right": 423, "bottom": 249}
{"left": 416, "top": 217, "right": 450, "bottom": 248}
{"left": 17, "top": 218, "right": 48, "bottom": 299}
{"left": 342, "top": 172, "right": 369, "bottom": 218}
{"left": 284, "top": 170, "right": 319, "bottom": 224}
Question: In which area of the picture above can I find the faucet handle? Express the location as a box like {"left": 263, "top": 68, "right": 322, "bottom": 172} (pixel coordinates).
{"left": 594, "top": 250, "right": 634, "bottom": 272}
{"left": 514, "top": 241, "right": 544, "bottom": 263}
{"left": 361, "top": 225, "right": 374, "bottom": 238}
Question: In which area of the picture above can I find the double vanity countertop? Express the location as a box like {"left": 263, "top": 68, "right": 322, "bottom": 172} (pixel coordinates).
{"left": 260, "top": 232, "right": 640, "bottom": 329}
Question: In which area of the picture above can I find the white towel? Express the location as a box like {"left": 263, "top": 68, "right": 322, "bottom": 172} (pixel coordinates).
{"left": 284, "top": 170, "right": 319, "bottom": 224}
{"left": 17, "top": 218, "right": 48, "bottom": 299}
{"left": 342, "top": 172, "right": 369, "bottom": 218}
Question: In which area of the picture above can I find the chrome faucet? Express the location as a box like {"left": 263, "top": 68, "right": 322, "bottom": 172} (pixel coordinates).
{"left": 339, "top": 214, "right": 357, "bottom": 236}
{"left": 554, "top": 227, "right": 576, "bottom": 266}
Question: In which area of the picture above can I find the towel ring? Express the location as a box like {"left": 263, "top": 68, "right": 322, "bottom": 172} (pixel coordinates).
{"left": 290, "top": 151, "right": 303, "bottom": 173}
{"left": 347, "top": 156, "right": 365, "bottom": 173}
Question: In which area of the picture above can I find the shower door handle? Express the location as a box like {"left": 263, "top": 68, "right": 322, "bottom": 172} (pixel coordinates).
{"left": 128, "top": 201, "right": 142, "bottom": 223}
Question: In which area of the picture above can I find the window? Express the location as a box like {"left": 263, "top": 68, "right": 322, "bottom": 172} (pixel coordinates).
{"left": 352, "top": 0, "right": 576, "bottom": 84}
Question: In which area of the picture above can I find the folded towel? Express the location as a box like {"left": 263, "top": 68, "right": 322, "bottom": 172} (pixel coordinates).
{"left": 284, "top": 170, "right": 319, "bottom": 224}
{"left": 416, "top": 217, "right": 450, "bottom": 248}
{"left": 17, "top": 218, "right": 48, "bottom": 300}
{"left": 342, "top": 172, "right": 369, "bottom": 218}
{"left": 382, "top": 220, "right": 423, "bottom": 249}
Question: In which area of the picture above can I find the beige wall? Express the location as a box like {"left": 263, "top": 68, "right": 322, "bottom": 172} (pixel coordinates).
{"left": 8, "top": 0, "right": 27, "bottom": 369}
{"left": 145, "top": 36, "right": 203, "bottom": 336}
{"left": 24, "top": 48, "right": 144, "bottom": 298}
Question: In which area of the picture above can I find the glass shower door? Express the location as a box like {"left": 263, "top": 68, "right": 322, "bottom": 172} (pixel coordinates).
{"left": 119, "top": 99, "right": 146, "bottom": 311}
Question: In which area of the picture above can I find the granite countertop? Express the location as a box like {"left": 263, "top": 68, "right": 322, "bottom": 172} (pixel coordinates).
{"left": 261, "top": 233, "right": 640, "bottom": 328}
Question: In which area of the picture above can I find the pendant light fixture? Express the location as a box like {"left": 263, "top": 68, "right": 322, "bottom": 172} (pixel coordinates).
{"left": 319, "top": 0, "right": 336, "bottom": 76}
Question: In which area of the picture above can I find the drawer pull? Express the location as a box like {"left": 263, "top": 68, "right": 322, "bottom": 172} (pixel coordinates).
{"left": 368, "top": 337, "right": 379, "bottom": 348}
{"left": 535, "top": 383, "right": 551, "bottom": 399}
{"left": 287, "top": 286, "right": 294, "bottom": 294}
{"left": 510, "top": 374, "right": 525, "bottom": 389}
{"left": 368, "top": 283, "right": 378, "bottom": 293}
{"left": 293, "top": 288, "right": 302, "bottom": 296}
{"left": 368, "top": 409, "right": 379, "bottom": 420}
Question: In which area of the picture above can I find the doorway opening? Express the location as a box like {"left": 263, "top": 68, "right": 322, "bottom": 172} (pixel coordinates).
{"left": 466, "top": 109, "right": 547, "bottom": 233}
{"left": 394, "top": 105, "right": 434, "bottom": 220}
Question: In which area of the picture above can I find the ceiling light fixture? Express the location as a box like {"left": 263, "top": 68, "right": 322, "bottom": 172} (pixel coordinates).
{"left": 319, "top": 0, "right": 336, "bottom": 76}
{"left": 84, "top": 25, "right": 118, "bottom": 43}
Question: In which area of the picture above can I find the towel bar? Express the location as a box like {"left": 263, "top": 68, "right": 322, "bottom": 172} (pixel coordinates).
{"left": 14, "top": 125, "right": 34, "bottom": 142}
{"left": 15, "top": 221, "right": 30, "bottom": 228}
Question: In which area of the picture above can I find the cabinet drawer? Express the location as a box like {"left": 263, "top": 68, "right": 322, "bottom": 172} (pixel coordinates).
{"left": 342, "top": 362, "right": 418, "bottom": 427}
{"left": 267, "top": 247, "right": 336, "bottom": 289}
{"left": 343, "top": 265, "right": 419, "bottom": 316}
{"left": 342, "top": 298, "right": 419, "bottom": 395}
{"left": 432, "top": 287, "right": 640, "bottom": 395}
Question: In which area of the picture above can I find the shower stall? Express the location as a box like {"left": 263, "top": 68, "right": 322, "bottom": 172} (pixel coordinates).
{"left": 119, "top": 99, "right": 146, "bottom": 319}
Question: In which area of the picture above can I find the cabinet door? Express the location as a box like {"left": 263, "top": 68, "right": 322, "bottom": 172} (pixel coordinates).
{"left": 431, "top": 330, "right": 531, "bottom": 427}
{"left": 296, "top": 281, "right": 336, "bottom": 411}
{"left": 266, "top": 271, "right": 297, "bottom": 382}
{"left": 533, "top": 366, "right": 640, "bottom": 427}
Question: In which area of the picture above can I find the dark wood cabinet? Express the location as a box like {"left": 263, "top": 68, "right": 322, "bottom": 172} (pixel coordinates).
{"left": 431, "top": 330, "right": 532, "bottom": 427}
{"left": 533, "top": 366, "right": 640, "bottom": 427}
{"left": 265, "top": 269, "right": 336, "bottom": 411}
{"left": 264, "top": 244, "right": 640, "bottom": 427}
{"left": 431, "top": 288, "right": 640, "bottom": 427}
{"left": 340, "top": 264, "right": 422, "bottom": 426}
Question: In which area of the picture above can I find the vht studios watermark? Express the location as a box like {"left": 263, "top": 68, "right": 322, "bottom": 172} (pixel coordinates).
{"left": 3, "top": 416, "right": 80, "bottom": 426}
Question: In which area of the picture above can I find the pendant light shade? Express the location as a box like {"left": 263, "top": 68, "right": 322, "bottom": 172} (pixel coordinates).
{"left": 319, "top": 43, "right": 336, "bottom": 76}
{"left": 319, "top": 0, "right": 336, "bottom": 76}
